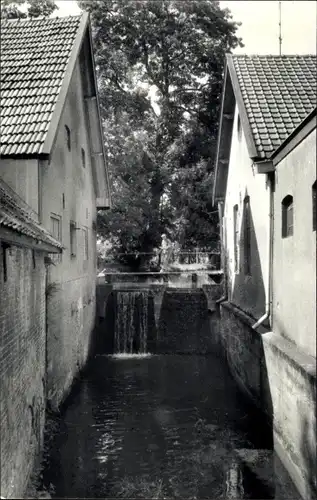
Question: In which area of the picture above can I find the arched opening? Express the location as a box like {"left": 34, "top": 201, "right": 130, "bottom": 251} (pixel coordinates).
{"left": 281, "top": 195, "right": 293, "bottom": 238}
{"left": 312, "top": 181, "right": 316, "bottom": 231}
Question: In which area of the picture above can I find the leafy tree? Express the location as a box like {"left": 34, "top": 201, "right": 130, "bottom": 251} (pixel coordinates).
{"left": 79, "top": 0, "right": 242, "bottom": 265}
{"left": 1, "top": 0, "right": 58, "bottom": 19}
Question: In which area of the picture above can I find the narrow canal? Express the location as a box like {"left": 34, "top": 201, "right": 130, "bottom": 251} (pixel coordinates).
{"left": 40, "top": 353, "right": 300, "bottom": 499}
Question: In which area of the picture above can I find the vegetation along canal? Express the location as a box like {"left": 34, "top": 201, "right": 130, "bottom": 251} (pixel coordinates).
{"left": 39, "top": 353, "right": 300, "bottom": 499}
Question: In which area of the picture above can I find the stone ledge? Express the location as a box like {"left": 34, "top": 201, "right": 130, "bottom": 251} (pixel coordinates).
{"left": 221, "top": 301, "right": 268, "bottom": 334}
{"left": 262, "top": 331, "right": 316, "bottom": 383}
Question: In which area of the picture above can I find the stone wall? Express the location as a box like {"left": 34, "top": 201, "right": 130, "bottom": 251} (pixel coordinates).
{"left": 220, "top": 301, "right": 316, "bottom": 500}
{"left": 0, "top": 246, "right": 46, "bottom": 499}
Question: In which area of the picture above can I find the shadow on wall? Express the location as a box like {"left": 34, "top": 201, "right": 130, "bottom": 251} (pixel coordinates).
{"left": 299, "top": 365, "right": 317, "bottom": 498}
{"left": 220, "top": 190, "right": 278, "bottom": 493}
{"left": 230, "top": 189, "right": 266, "bottom": 320}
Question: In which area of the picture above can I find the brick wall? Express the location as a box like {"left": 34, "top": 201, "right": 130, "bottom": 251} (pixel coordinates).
{"left": 0, "top": 245, "right": 46, "bottom": 499}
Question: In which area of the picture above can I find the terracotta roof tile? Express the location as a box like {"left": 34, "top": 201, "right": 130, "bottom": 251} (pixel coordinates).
{"left": 0, "top": 15, "right": 82, "bottom": 156}
{"left": 231, "top": 55, "right": 316, "bottom": 158}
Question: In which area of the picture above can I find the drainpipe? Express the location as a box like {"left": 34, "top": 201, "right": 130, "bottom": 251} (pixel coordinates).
{"left": 252, "top": 172, "right": 274, "bottom": 330}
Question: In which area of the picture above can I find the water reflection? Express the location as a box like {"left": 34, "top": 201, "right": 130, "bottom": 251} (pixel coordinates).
{"left": 41, "top": 355, "right": 298, "bottom": 499}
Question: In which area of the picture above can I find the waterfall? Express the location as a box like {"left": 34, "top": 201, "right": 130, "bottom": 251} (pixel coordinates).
{"left": 114, "top": 291, "right": 149, "bottom": 354}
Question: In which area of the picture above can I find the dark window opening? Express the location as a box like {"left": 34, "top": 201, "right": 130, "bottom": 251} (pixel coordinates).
{"left": 81, "top": 148, "right": 86, "bottom": 168}
{"left": 62, "top": 193, "right": 65, "bottom": 210}
{"left": 1, "top": 242, "right": 9, "bottom": 282}
{"left": 50, "top": 214, "right": 62, "bottom": 263}
{"left": 32, "top": 250, "right": 36, "bottom": 269}
{"left": 65, "top": 125, "right": 71, "bottom": 151}
{"left": 243, "top": 196, "right": 251, "bottom": 275}
{"left": 237, "top": 114, "right": 242, "bottom": 141}
{"left": 233, "top": 204, "right": 239, "bottom": 273}
{"left": 313, "top": 181, "right": 316, "bottom": 231}
{"left": 282, "top": 195, "right": 294, "bottom": 238}
{"left": 83, "top": 227, "right": 88, "bottom": 260}
{"left": 70, "top": 221, "right": 77, "bottom": 258}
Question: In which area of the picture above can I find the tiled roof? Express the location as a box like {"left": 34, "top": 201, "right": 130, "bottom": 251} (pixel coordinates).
{"left": 231, "top": 55, "right": 316, "bottom": 158}
{"left": 0, "top": 178, "right": 62, "bottom": 250}
{"left": 0, "top": 15, "right": 82, "bottom": 156}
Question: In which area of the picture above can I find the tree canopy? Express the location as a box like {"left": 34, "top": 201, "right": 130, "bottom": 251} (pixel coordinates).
{"left": 79, "top": 1, "right": 242, "bottom": 267}
{"left": 1, "top": 0, "right": 58, "bottom": 19}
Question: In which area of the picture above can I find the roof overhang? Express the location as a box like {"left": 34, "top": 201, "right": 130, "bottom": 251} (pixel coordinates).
{"left": 0, "top": 226, "right": 61, "bottom": 253}
{"left": 212, "top": 65, "right": 235, "bottom": 205}
{"left": 212, "top": 55, "right": 260, "bottom": 206}
{"left": 254, "top": 159, "right": 274, "bottom": 174}
{"left": 270, "top": 107, "right": 317, "bottom": 166}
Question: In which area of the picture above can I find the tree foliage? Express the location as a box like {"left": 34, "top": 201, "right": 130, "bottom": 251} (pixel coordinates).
{"left": 80, "top": 0, "right": 243, "bottom": 266}
{"left": 1, "top": 0, "right": 58, "bottom": 19}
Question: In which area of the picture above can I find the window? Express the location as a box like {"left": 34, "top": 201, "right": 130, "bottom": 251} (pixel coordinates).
{"left": 65, "top": 125, "right": 71, "bottom": 151}
{"left": 70, "top": 221, "right": 77, "bottom": 258}
{"left": 233, "top": 204, "right": 239, "bottom": 273}
{"left": 243, "top": 196, "right": 251, "bottom": 275}
{"left": 50, "top": 214, "right": 62, "bottom": 263}
{"left": 237, "top": 114, "right": 242, "bottom": 141}
{"left": 50, "top": 214, "right": 61, "bottom": 241}
{"left": 313, "top": 181, "right": 316, "bottom": 231}
{"left": 282, "top": 195, "right": 293, "bottom": 238}
{"left": 81, "top": 148, "right": 86, "bottom": 168}
{"left": 83, "top": 227, "right": 88, "bottom": 260}
{"left": 1, "top": 242, "right": 9, "bottom": 282}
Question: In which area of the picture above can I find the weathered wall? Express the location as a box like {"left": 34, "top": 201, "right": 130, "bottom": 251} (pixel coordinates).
{"left": 0, "top": 158, "right": 39, "bottom": 217}
{"left": 220, "top": 302, "right": 316, "bottom": 500}
{"left": 40, "top": 56, "right": 97, "bottom": 409}
{"left": 273, "top": 129, "right": 316, "bottom": 357}
{"left": 0, "top": 246, "right": 46, "bottom": 499}
{"left": 224, "top": 104, "right": 270, "bottom": 318}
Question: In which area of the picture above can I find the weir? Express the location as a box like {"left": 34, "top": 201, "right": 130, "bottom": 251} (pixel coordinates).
{"left": 95, "top": 273, "right": 224, "bottom": 356}
{"left": 114, "top": 290, "right": 150, "bottom": 354}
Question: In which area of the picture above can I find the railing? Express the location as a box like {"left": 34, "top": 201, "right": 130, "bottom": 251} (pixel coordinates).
{"left": 98, "top": 247, "right": 221, "bottom": 273}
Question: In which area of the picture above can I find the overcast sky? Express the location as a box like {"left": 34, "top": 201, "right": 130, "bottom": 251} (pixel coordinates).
{"left": 54, "top": 0, "right": 316, "bottom": 55}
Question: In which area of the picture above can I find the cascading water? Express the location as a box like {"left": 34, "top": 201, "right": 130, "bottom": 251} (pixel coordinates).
{"left": 114, "top": 291, "right": 149, "bottom": 354}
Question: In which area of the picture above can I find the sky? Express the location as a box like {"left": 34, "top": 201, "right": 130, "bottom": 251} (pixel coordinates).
{"left": 54, "top": 0, "right": 317, "bottom": 55}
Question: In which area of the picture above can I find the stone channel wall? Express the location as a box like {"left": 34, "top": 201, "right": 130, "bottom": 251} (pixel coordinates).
{"left": 220, "top": 301, "right": 316, "bottom": 500}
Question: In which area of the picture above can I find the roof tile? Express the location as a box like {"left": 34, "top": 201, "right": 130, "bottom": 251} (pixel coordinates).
{"left": 0, "top": 15, "right": 82, "bottom": 156}
{"left": 232, "top": 55, "right": 316, "bottom": 157}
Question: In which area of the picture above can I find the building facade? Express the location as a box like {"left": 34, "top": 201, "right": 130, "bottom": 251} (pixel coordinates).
{"left": 213, "top": 55, "right": 316, "bottom": 499}
{"left": 0, "top": 13, "right": 111, "bottom": 497}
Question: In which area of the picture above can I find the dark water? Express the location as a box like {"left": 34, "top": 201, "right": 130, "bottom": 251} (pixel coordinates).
{"left": 41, "top": 354, "right": 300, "bottom": 499}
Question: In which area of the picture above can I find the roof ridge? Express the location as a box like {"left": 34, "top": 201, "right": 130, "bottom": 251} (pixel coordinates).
{"left": 0, "top": 14, "right": 83, "bottom": 24}
{"left": 230, "top": 53, "right": 316, "bottom": 58}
